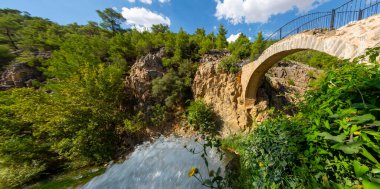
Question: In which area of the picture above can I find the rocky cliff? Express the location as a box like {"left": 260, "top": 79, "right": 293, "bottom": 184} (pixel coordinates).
{"left": 193, "top": 57, "right": 320, "bottom": 136}
{"left": 0, "top": 63, "right": 44, "bottom": 90}
{"left": 0, "top": 51, "right": 50, "bottom": 90}
{"left": 124, "top": 49, "right": 166, "bottom": 114}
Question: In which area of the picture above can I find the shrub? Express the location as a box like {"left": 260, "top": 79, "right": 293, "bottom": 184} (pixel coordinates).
{"left": 284, "top": 50, "right": 343, "bottom": 70}
{"left": 152, "top": 60, "right": 196, "bottom": 108}
{"left": 218, "top": 56, "right": 240, "bottom": 74}
{"left": 186, "top": 100, "right": 217, "bottom": 134}
{"left": 299, "top": 58, "right": 380, "bottom": 188}
{"left": 227, "top": 117, "right": 307, "bottom": 188}
{"left": 0, "top": 162, "right": 46, "bottom": 189}
{"left": 150, "top": 104, "right": 169, "bottom": 127}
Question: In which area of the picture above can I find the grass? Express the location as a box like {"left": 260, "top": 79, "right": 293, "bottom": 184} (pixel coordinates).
{"left": 27, "top": 166, "right": 106, "bottom": 189}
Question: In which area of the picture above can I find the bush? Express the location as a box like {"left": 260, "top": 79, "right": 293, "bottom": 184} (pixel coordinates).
{"left": 218, "top": 56, "right": 240, "bottom": 74}
{"left": 226, "top": 117, "right": 307, "bottom": 188}
{"left": 284, "top": 50, "right": 343, "bottom": 70}
{"left": 299, "top": 57, "right": 380, "bottom": 188}
{"left": 150, "top": 104, "right": 169, "bottom": 127}
{"left": 0, "top": 162, "right": 46, "bottom": 189}
{"left": 186, "top": 100, "right": 217, "bottom": 134}
{"left": 152, "top": 59, "right": 196, "bottom": 108}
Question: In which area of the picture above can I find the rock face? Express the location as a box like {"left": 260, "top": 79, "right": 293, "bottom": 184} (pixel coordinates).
{"left": 125, "top": 49, "right": 166, "bottom": 112}
{"left": 192, "top": 60, "right": 249, "bottom": 136}
{"left": 0, "top": 51, "right": 51, "bottom": 90}
{"left": 251, "top": 62, "right": 321, "bottom": 122}
{"left": 0, "top": 63, "right": 44, "bottom": 90}
{"left": 193, "top": 58, "right": 320, "bottom": 136}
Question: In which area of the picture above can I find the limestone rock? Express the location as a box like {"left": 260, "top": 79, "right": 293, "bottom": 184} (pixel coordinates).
{"left": 125, "top": 49, "right": 166, "bottom": 112}
{"left": 0, "top": 63, "right": 44, "bottom": 89}
{"left": 192, "top": 60, "right": 249, "bottom": 136}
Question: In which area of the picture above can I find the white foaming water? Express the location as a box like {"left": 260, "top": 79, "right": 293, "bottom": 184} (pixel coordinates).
{"left": 80, "top": 137, "right": 224, "bottom": 189}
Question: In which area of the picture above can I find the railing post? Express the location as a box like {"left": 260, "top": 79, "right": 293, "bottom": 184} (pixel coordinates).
{"left": 279, "top": 28, "right": 282, "bottom": 39}
{"left": 358, "top": 9, "right": 363, "bottom": 20}
{"left": 330, "top": 9, "right": 336, "bottom": 29}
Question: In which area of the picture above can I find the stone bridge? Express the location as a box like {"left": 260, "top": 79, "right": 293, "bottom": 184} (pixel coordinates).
{"left": 242, "top": 14, "right": 380, "bottom": 109}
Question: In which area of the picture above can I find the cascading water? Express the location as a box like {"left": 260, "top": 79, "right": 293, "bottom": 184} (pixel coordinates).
{"left": 80, "top": 136, "right": 225, "bottom": 189}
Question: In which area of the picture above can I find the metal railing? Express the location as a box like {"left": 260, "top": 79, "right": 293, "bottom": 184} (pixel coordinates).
{"left": 267, "top": 0, "right": 380, "bottom": 40}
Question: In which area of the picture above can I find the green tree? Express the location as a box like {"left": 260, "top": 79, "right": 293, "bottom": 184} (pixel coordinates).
{"left": 228, "top": 33, "right": 251, "bottom": 59}
{"left": 152, "top": 60, "right": 196, "bottom": 108}
{"left": 151, "top": 24, "right": 169, "bottom": 34}
{"left": 96, "top": 8, "right": 126, "bottom": 34}
{"left": 175, "top": 27, "right": 190, "bottom": 59}
{"left": 216, "top": 24, "right": 228, "bottom": 50}
{"left": 0, "top": 45, "right": 14, "bottom": 69}
{"left": 0, "top": 11, "right": 23, "bottom": 50}
{"left": 250, "top": 31, "right": 266, "bottom": 60}
{"left": 18, "top": 18, "right": 60, "bottom": 51}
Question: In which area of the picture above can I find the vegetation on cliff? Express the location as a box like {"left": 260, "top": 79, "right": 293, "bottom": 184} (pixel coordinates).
{"left": 223, "top": 49, "right": 380, "bottom": 188}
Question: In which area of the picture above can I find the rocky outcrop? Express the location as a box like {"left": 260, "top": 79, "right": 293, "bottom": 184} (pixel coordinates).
{"left": 0, "top": 63, "right": 44, "bottom": 90}
{"left": 193, "top": 57, "right": 320, "bottom": 136}
{"left": 124, "top": 49, "right": 166, "bottom": 113}
{"left": 251, "top": 61, "right": 321, "bottom": 122}
{"left": 0, "top": 51, "right": 51, "bottom": 90}
{"left": 193, "top": 60, "right": 249, "bottom": 136}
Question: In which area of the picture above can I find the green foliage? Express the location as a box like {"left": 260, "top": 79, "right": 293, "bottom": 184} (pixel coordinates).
{"left": 0, "top": 10, "right": 23, "bottom": 50}
{"left": 250, "top": 32, "right": 266, "bottom": 60}
{"left": 226, "top": 117, "right": 307, "bottom": 188}
{"left": 285, "top": 50, "right": 344, "bottom": 70}
{"left": 186, "top": 100, "right": 217, "bottom": 134}
{"left": 216, "top": 25, "right": 228, "bottom": 50}
{"left": 150, "top": 104, "right": 169, "bottom": 127}
{"left": 28, "top": 167, "right": 105, "bottom": 189}
{"left": 298, "top": 53, "right": 380, "bottom": 187}
{"left": 96, "top": 8, "right": 125, "bottom": 34}
{"left": 0, "top": 45, "right": 14, "bottom": 69}
{"left": 124, "top": 112, "right": 145, "bottom": 133}
{"left": 152, "top": 59, "right": 196, "bottom": 108}
{"left": 228, "top": 33, "right": 251, "bottom": 59}
{"left": 218, "top": 56, "right": 240, "bottom": 74}
{"left": 0, "top": 161, "right": 46, "bottom": 189}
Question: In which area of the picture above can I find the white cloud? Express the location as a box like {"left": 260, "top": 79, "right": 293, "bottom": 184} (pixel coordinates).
{"left": 227, "top": 33, "right": 241, "bottom": 43}
{"left": 215, "top": 0, "right": 330, "bottom": 24}
{"left": 159, "top": 0, "right": 170, "bottom": 3}
{"left": 121, "top": 7, "right": 171, "bottom": 31}
{"left": 127, "top": 0, "right": 152, "bottom": 4}
{"left": 140, "top": 0, "right": 153, "bottom": 4}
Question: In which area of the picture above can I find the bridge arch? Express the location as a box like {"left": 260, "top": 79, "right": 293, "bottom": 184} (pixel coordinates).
{"left": 241, "top": 15, "right": 380, "bottom": 109}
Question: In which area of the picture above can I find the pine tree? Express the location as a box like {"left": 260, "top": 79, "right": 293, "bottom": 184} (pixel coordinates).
{"left": 250, "top": 32, "right": 266, "bottom": 60}
{"left": 96, "top": 8, "right": 126, "bottom": 34}
{"left": 229, "top": 33, "right": 251, "bottom": 59}
{"left": 216, "top": 24, "right": 228, "bottom": 50}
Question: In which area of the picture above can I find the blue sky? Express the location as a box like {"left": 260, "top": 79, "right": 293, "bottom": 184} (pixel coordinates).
{"left": 0, "top": 0, "right": 345, "bottom": 41}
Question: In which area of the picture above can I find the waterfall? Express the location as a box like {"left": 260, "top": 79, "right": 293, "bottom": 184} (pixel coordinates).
{"left": 80, "top": 136, "right": 224, "bottom": 189}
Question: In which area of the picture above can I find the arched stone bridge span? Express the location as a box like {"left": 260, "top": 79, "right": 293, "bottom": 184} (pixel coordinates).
{"left": 242, "top": 14, "right": 380, "bottom": 109}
